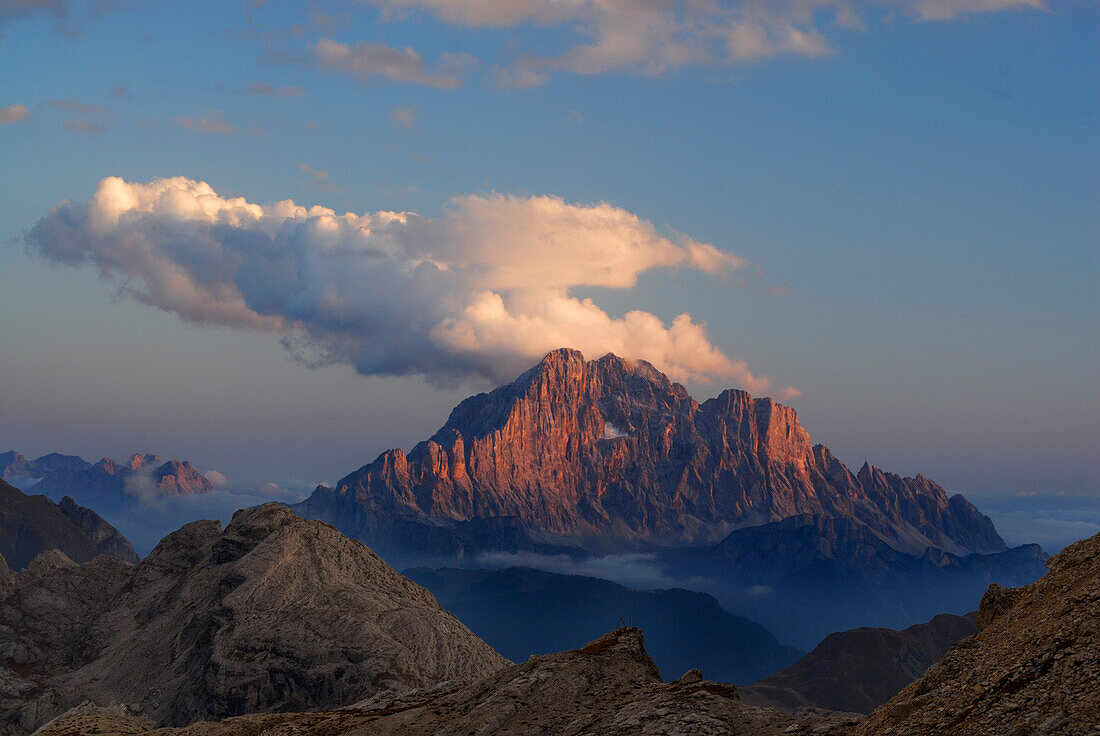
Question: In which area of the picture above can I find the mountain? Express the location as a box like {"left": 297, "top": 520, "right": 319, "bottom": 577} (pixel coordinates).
{"left": 0, "top": 451, "right": 88, "bottom": 488}
{"left": 0, "top": 479, "right": 138, "bottom": 569}
{"left": 294, "top": 348, "right": 1004, "bottom": 560}
{"left": 21, "top": 451, "right": 213, "bottom": 518}
{"left": 406, "top": 566, "right": 802, "bottom": 684}
{"left": 291, "top": 348, "right": 1044, "bottom": 646}
{"left": 855, "top": 531, "right": 1100, "bottom": 735}
{"left": 740, "top": 612, "right": 978, "bottom": 713}
{"left": 0, "top": 504, "right": 506, "bottom": 735}
{"left": 664, "top": 513, "right": 1046, "bottom": 647}
{"left": 35, "top": 628, "right": 862, "bottom": 736}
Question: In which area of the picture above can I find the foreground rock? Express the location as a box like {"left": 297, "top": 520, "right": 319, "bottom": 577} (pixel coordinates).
{"left": 0, "top": 505, "right": 506, "bottom": 735}
{"left": 0, "top": 479, "right": 137, "bottom": 569}
{"left": 855, "top": 531, "right": 1100, "bottom": 735}
{"left": 741, "top": 612, "right": 978, "bottom": 713}
{"left": 36, "top": 629, "right": 862, "bottom": 736}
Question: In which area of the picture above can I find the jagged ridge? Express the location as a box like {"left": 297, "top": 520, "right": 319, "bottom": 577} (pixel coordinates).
{"left": 297, "top": 348, "right": 1003, "bottom": 556}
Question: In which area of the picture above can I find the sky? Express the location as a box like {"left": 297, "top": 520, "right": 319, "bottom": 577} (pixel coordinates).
{"left": 0, "top": 0, "right": 1096, "bottom": 500}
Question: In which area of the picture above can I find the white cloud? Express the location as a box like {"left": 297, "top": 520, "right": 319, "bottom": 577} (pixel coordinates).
{"left": 0, "top": 103, "right": 31, "bottom": 125}
{"left": 476, "top": 550, "right": 679, "bottom": 590}
{"left": 204, "top": 469, "right": 230, "bottom": 488}
{"left": 27, "top": 176, "right": 787, "bottom": 392}
{"left": 314, "top": 38, "right": 477, "bottom": 89}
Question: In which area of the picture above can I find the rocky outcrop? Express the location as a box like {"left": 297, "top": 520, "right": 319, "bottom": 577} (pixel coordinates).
{"left": 740, "top": 612, "right": 978, "bottom": 713}
{"left": 0, "top": 504, "right": 507, "bottom": 735}
{"left": 55, "top": 496, "right": 137, "bottom": 563}
{"left": 35, "top": 628, "right": 862, "bottom": 736}
{"left": 855, "top": 531, "right": 1100, "bottom": 735}
{"left": 295, "top": 349, "right": 1004, "bottom": 558}
{"left": 0, "top": 479, "right": 138, "bottom": 569}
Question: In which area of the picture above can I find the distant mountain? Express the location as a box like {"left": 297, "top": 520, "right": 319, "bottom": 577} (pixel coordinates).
{"left": 740, "top": 612, "right": 978, "bottom": 713}
{"left": 0, "top": 504, "right": 506, "bottom": 735}
{"left": 855, "top": 532, "right": 1100, "bottom": 735}
{"left": 0, "top": 479, "right": 138, "bottom": 569}
{"left": 4, "top": 450, "right": 213, "bottom": 519}
{"left": 0, "top": 451, "right": 88, "bottom": 487}
{"left": 664, "top": 514, "right": 1046, "bottom": 647}
{"left": 406, "top": 566, "right": 802, "bottom": 684}
{"left": 296, "top": 349, "right": 1004, "bottom": 559}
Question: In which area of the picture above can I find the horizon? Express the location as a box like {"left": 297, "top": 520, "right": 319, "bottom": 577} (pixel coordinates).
{"left": 1, "top": 0, "right": 1096, "bottom": 502}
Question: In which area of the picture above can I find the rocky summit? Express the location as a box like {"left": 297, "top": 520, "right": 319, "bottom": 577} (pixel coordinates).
{"left": 0, "top": 504, "right": 506, "bottom": 735}
{"left": 855, "top": 530, "right": 1100, "bottom": 735}
{"left": 34, "top": 628, "right": 862, "bottom": 736}
{"left": 295, "top": 348, "right": 1004, "bottom": 558}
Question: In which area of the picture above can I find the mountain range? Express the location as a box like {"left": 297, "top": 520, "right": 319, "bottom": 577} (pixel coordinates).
{"left": 31, "top": 519, "right": 1100, "bottom": 735}
{"left": 1, "top": 450, "right": 212, "bottom": 514}
{"left": 291, "top": 348, "right": 1046, "bottom": 645}
{"left": 296, "top": 349, "right": 1004, "bottom": 558}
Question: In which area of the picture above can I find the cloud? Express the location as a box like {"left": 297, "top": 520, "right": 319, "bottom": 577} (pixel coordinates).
{"left": 42, "top": 98, "right": 109, "bottom": 116}
{"left": 169, "top": 114, "right": 237, "bottom": 134}
{"left": 246, "top": 81, "right": 306, "bottom": 97}
{"left": 314, "top": 38, "right": 476, "bottom": 89}
{"left": 110, "top": 85, "right": 131, "bottom": 99}
{"left": 907, "top": 0, "right": 1046, "bottom": 21}
{"left": 365, "top": 0, "right": 1044, "bottom": 80}
{"left": 63, "top": 119, "right": 103, "bottom": 134}
{"left": 26, "top": 176, "right": 788, "bottom": 392}
{"left": 476, "top": 551, "right": 679, "bottom": 590}
{"left": 390, "top": 103, "right": 419, "bottom": 130}
{"left": 764, "top": 283, "right": 793, "bottom": 297}
{"left": 0, "top": 0, "right": 66, "bottom": 25}
{"left": 296, "top": 162, "right": 339, "bottom": 192}
{"left": 0, "top": 103, "right": 31, "bottom": 125}
{"left": 204, "top": 469, "right": 229, "bottom": 488}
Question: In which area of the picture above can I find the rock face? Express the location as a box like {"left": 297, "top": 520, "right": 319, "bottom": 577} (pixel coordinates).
{"left": 855, "top": 531, "right": 1100, "bottom": 735}
{"left": 35, "top": 628, "right": 862, "bottom": 736}
{"left": 407, "top": 566, "right": 802, "bottom": 684}
{"left": 740, "top": 612, "right": 978, "bottom": 714}
{"left": 0, "top": 479, "right": 138, "bottom": 569}
{"left": 295, "top": 349, "right": 1004, "bottom": 558}
{"left": 0, "top": 504, "right": 507, "bottom": 735}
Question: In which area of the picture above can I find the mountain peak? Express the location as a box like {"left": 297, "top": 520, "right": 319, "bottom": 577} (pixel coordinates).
{"left": 297, "top": 350, "right": 1005, "bottom": 555}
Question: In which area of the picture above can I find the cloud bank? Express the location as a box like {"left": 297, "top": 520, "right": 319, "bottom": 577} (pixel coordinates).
{"left": 26, "top": 176, "right": 786, "bottom": 392}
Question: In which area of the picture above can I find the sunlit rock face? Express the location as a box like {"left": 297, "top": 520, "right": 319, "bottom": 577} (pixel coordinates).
{"left": 298, "top": 348, "right": 1004, "bottom": 556}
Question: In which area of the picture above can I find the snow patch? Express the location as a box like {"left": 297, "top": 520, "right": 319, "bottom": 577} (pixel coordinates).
{"left": 602, "top": 423, "right": 628, "bottom": 440}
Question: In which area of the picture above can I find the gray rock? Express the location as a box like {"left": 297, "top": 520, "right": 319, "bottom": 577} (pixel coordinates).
{"left": 0, "top": 504, "right": 507, "bottom": 734}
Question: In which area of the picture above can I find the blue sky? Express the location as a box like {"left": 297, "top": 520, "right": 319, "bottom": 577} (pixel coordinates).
{"left": 0, "top": 0, "right": 1096, "bottom": 498}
